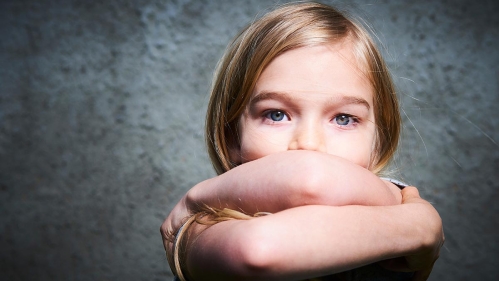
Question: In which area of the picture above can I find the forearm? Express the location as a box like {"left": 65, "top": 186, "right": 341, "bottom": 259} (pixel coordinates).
{"left": 161, "top": 150, "right": 400, "bottom": 252}
{"left": 187, "top": 150, "right": 400, "bottom": 215}
{"left": 186, "top": 202, "right": 440, "bottom": 280}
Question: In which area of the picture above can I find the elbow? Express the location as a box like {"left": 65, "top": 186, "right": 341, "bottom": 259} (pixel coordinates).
{"left": 233, "top": 221, "right": 282, "bottom": 277}
{"left": 287, "top": 155, "right": 335, "bottom": 205}
{"left": 238, "top": 242, "right": 276, "bottom": 275}
{"left": 186, "top": 221, "right": 279, "bottom": 281}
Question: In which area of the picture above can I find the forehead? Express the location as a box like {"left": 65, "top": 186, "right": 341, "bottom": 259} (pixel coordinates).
{"left": 253, "top": 41, "right": 374, "bottom": 105}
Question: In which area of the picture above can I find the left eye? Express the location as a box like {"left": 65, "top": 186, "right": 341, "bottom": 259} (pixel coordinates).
{"left": 265, "top": 110, "right": 288, "bottom": 122}
{"left": 334, "top": 115, "right": 355, "bottom": 126}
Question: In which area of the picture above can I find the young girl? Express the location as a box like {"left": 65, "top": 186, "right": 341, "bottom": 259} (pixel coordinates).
{"left": 161, "top": 2, "right": 444, "bottom": 280}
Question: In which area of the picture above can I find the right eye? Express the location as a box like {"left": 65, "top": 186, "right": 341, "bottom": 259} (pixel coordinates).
{"left": 265, "top": 110, "right": 288, "bottom": 122}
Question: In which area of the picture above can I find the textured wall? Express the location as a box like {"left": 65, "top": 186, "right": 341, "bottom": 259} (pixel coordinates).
{"left": 1, "top": 0, "right": 498, "bottom": 280}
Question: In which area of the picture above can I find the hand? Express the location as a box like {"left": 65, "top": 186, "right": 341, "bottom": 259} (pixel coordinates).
{"left": 379, "top": 186, "right": 445, "bottom": 281}
{"left": 160, "top": 175, "right": 222, "bottom": 250}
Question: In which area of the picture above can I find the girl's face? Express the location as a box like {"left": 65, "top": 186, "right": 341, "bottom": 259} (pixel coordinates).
{"left": 235, "top": 42, "right": 376, "bottom": 169}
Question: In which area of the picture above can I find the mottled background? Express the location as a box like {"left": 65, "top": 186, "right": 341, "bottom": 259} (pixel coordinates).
{"left": 1, "top": 0, "right": 498, "bottom": 280}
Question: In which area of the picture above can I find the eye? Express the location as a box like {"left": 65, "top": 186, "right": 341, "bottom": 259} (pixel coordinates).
{"left": 265, "top": 110, "right": 288, "bottom": 122}
{"left": 333, "top": 114, "right": 357, "bottom": 126}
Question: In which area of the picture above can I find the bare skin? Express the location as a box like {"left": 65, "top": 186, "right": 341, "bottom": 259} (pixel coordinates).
{"left": 161, "top": 152, "right": 443, "bottom": 280}
{"left": 161, "top": 43, "right": 444, "bottom": 280}
{"left": 182, "top": 186, "right": 442, "bottom": 281}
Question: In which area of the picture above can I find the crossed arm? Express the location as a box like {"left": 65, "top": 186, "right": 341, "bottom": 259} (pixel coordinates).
{"left": 161, "top": 150, "right": 443, "bottom": 280}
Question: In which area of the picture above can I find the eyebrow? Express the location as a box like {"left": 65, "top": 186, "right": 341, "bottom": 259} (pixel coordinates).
{"left": 250, "top": 91, "right": 371, "bottom": 110}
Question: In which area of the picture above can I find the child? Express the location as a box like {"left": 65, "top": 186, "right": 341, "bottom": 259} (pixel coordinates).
{"left": 161, "top": 2, "right": 444, "bottom": 280}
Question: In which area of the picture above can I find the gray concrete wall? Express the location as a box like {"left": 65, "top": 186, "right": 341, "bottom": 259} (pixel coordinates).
{"left": 1, "top": 0, "right": 498, "bottom": 280}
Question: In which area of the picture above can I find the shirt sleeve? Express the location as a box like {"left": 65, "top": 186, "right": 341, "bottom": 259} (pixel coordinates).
{"left": 380, "top": 177, "right": 409, "bottom": 189}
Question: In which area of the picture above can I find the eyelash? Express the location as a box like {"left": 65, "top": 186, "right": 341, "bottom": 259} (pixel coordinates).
{"left": 263, "top": 110, "right": 360, "bottom": 127}
{"left": 263, "top": 110, "right": 289, "bottom": 122}
{"left": 332, "top": 114, "right": 360, "bottom": 127}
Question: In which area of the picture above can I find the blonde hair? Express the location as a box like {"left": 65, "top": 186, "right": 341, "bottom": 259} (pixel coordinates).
{"left": 206, "top": 2, "right": 400, "bottom": 175}
{"left": 168, "top": 2, "right": 401, "bottom": 279}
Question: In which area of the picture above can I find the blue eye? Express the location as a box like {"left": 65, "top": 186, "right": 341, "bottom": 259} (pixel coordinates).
{"left": 267, "top": 110, "right": 286, "bottom": 121}
{"left": 334, "top": 115, "right": 354, "bottom": 126}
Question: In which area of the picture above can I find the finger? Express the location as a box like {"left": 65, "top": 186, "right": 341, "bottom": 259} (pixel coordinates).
{"left": 160, "top": 219, "right": 171, "bottom": 239}
{"left": 401, "top": 186, "right": 419, "bottom": 197}
{"left": 401, "top": 186, "right": 422, "bottom": 203}
{"left": 160, "top": 219, "right": 173, "bottom": 250}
